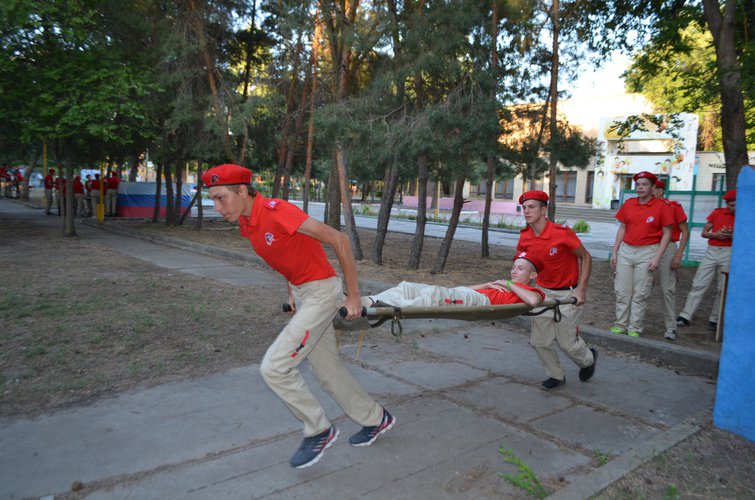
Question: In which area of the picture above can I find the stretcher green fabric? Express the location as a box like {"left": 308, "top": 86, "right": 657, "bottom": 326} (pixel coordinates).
{"left": 333, "top": 298, "right": 576, "bottom": 334}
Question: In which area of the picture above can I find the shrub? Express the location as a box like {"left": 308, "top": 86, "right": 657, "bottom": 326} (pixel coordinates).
{"left": 572, "top": 219, "right": 590, "bottom": 233}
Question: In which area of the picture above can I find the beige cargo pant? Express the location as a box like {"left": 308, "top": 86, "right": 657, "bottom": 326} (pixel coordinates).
{"left": 91, "top": 190, "right": 100, "bottom": 215}
{"left": 106, "top": 189, "right": 118, "bottom": 215}
{"left": 530, "top": 287, "right": 594, "bottom": 381}
{"left": 657, "top": 243, "right": 679, "bottom": 331}
{"left": 614, "top": 243, "right": 659, "bottom": 333}
{"left": 678, "top": 246, "right": 731, "bottom": 324}
{"left": 44, "top": 189, "right": 53, "bottom": 213}
{"left": 260, "top": 276, "right": 383, "bottom": 437}
{"left": 369, "top": 281, "right": 490, "bottom": 308}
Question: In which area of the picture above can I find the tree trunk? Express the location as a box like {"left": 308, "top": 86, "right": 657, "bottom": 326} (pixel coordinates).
{"left": 273, "top": 33, "right": 304, "bottom": 198}
{"left": 303, "top": 14, "right": 320, "bottom": 214}
{"left": 482, "top": 2, "right": 498, "bottom": 258}
{"left": 373, "top": 160, "right": 399, "bottom": 265}
{"left": 195, "top": 161, "right": 204, "bottom": 229}
{"left": 63, "top": 138, "right": 76, "bottom": 236}
{"left": 188, "top": 0, "right": 235, "bottom": 163}
{"left": 703, "top": 0, "right": 748, "bottom": 189}
{"left": 326, "top": 161, "right": 340, "bottom": 229}
{"left": 152, "top": 162, "right": 162, "bottom": 223}
{"left": 164, "top": 163, "right": 175, "bottom": 225}
{"left": 129, "top": 156, "right": 138, "bottom": 182}
{"left": 172, "top": 161, "right": 184, "bottom": 226}
{"left": 547, "top": 0, "right": 559, "bottom": 221}
{"left": 408, "top": 154, "right": 429, "bottom": 269}
{"left": 432, "top": 172, "right": 466, "bottom": 274}
{"left": 336, "top": 142, "right": 363, "bottom": 260}
{"left": 21, "top": 148, "right": 40, "bottom": 201}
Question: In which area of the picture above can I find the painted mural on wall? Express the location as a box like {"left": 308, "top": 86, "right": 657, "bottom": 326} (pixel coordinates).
{"left": 592, "top": 113, "right": 699, "bottom": 209}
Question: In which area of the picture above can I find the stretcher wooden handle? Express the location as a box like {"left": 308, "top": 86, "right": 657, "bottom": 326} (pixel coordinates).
{"left": 338, "top": 306, "right": 368, "bottom": 318}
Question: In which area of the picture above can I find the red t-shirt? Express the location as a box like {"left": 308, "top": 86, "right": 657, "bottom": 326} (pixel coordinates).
{"left": 475, "top": 281, "right": 545, "bottom": 305}
{"left": 665, "top": 199, "right": 688, "bottom": 243}
{"left": 517, "top": 220, "right": 582, "bottom": 289}
{"left": 706, "top": 207, "right": 735, "bottom": 247}
{"left": 44, "top": 175, "right": 54, "bottom": 189}
{"left": 108, "top": 177, "right": 121, "bottom": 190}
{"left": 91, "top": 179, "right": 101, "bottom": 191}
{"left": 238, "top": 195, "right": 337, "bottom": 285}
{"left": 73, "top": 179, "right": 84, "bottom": 194}
{"left": 616, "top": 196, "right": 674, "bottom": 246}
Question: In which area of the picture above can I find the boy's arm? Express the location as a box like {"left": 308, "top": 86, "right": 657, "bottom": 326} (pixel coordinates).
{"left": 672, "top": 221, "right": 690, "bottom": 269}
{"left": 571, "top": 244, "right": 591, "bottom": 306}
{"left": 611, "top": 223, "right": 626, "bottom": 269}
{"left": 295, "top": 217, "right": 362, "bottom": 320}
{"left": 509, "top": 283, "right": 544, "bottom": 308}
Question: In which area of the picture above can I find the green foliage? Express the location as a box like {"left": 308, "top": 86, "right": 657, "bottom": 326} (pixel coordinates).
{"left": 592, "top": 448, "right": 611, "bottom": 467}
{"left": 572, "top": 220, "right": 591, "bottom": 234}
{"left": 498, "top": 447, "right": 549, "bottom": 499}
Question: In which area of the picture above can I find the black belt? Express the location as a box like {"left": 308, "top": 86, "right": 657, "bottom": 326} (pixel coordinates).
{"left": 544, "top": 284, "right": 578, "bottom": 291}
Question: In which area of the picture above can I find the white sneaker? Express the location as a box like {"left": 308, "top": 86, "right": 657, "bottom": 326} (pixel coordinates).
{"left": 664, "top": 329, "right": 676, "bottom": 341}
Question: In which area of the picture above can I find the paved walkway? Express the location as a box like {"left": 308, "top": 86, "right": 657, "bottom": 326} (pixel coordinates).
{"left": 0, "top": 198, "right": 716, "bottom": 500}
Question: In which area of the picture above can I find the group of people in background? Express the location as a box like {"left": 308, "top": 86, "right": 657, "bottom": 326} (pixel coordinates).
{"left": 610, "top": 170, "right": 735, "bottom": 341}
{"left": 0, "top": 165, "right": 25, "bottom": 198}
{"left": 42, "top": 168, "right": 121, "bottom": 217}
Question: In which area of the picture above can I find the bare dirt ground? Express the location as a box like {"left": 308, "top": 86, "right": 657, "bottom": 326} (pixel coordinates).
{"left": 1, "top": 209, "right": 751, "bottom": 499}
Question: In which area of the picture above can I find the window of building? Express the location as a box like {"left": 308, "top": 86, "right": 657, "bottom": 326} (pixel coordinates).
{"left": 555, "top": 171, "right": 577, "bottom": 203}
{"left": 712, "top": 173, "right": 726, "bottom": 191}
{"left": 586, "top": 171, "right": 594, "bottom": 203}
{"left": 495, "top": 179, "right": 514, "bottom": 199}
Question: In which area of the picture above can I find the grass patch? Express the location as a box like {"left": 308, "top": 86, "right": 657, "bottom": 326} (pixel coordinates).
{"left": 499, "top": 447, "right": 549, "bottom": 498}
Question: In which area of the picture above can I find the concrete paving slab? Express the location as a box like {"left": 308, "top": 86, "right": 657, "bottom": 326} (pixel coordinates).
{"left": 447, "top": 378, "right": 573, "bottom": 423}
{"left": 85, "top": 397, "right": 592, "bottom": 500}
{"left": 180, "top": 264, "right": 283, "bottom": 286}
{"left": 0, "top": 360, "right": 417, "bottom": 500}
{"left": 531, "top": 405, "right": 662, "bottom": 456}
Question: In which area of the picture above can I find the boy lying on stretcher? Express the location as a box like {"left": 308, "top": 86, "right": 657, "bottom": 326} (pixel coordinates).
{"left": 363, "top": 252, "right": 545, "bottom": 309}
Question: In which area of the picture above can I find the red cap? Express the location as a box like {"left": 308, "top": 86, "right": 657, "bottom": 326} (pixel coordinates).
{"left": 202, "top": 164, "right": 252, "bottom": 188}
{"left": 633, "top": 171, "right": 658, "bottom": 184}
{"left": 514, "top": 251, "right": 543, "bottom": 273}
{"left": 49, "top": 168, "right": 55, "bottom": 174}
{"left": 723, "top": 189, "right": 736, "bottom": 202}
{"left": 655, "top": 180, "right": 665, "bottom": 190}
{"left": 518, "top": 190, "right": 549, "bottom": 205}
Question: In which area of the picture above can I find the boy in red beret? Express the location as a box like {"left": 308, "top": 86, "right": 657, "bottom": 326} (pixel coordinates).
{"left": 610, "top": 171, "right": 673, "bottom": 337}
{"left": 202, "top": 164, "right": 394, "bottom": 469}
{"left": 652, "top": 180, "right": 690, "bottom": 340}
{"left": 676, "top": 189, "right": 736, "bottom": 332}
{"left": 516, "top": 190, "right": 597, "bottom": 390}
{"left": 365, "top": 253, "right": 545, "bottom": 308}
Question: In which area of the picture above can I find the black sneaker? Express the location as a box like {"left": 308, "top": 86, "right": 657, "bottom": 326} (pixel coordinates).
{"left": 289, "top": 426, "right": 338, "bottom": 468}
{"left": 541, "top": 377, "right": 565, "bottom": 390}
{"left": 676, "top": 316, "right": 690, "bottom": 327}
{"left": 579, "top": 348, "right": 598, "bottom": 382}
{"left": 349, "top": 408, "right": 396, "bottom": 446}
{"left": 708, "top": 321, "right": 718, "bottom": 331}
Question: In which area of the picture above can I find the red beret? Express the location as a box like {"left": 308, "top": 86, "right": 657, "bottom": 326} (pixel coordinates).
{"left": 633, "top": 171, "right": 658, "bottom": 184}
{"left": 202, "top": 164, "right": 253, "bottom": 188}
{"left": 723, "top": 189, "right": 736, "bottom": 201}
{"left": 518, "top": 190, "right": 549, "bottom": 205}
{"left": 655, "top": 180, "right": 665, "bottom": 190}
{"left": 514, "top": 251, "right": 543, "bottom": 273}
